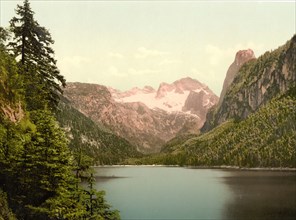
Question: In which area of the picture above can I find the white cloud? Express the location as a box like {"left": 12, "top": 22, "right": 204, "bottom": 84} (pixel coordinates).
{"left": 58, "top": 56, "right": 92, "bottom": 80}
{"left": 107, "top": 66, "right": 160, "bottom": 77}
{"left": 128, "top": 68, "right": 160, "bottom": 76}
{"left": 134, "top": 47, "right": 168, "bottom": 59}
{"left": 109, "top": 52, "right": 124, "bottom": 59}
{"left": 159, "top": 58, "right": 183, "bottom": 66}
{"left": 60, "top": 56, "right": 92, "bottom": 68}
{"left": 108, "top": 66, "right": 127, "bottom": 77}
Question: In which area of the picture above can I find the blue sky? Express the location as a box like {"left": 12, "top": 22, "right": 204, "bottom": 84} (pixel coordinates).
{"left": 1, "top": 0, "right": 295, "bottom": 95}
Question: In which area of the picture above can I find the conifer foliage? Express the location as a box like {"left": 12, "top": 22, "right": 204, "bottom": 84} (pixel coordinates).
{"left": 9, "top": 0, "right": 65, "bottom": 110}
{"left": 0, "top": 1, "right": 120, "bottom": 219}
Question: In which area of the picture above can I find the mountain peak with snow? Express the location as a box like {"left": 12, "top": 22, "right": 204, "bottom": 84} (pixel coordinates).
{"left": 65, "top": 77, "right": 219, "bottom": 153}
{"left": 110, "top": 77, "right": 218, "bottom": 116}
{"left": 156, "top": 77, "right": 207, "bottom": 98}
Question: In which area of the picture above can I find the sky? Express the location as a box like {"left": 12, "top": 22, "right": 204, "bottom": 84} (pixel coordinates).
{"left": 1, "top": 0, "right": 295, "bottom": 95}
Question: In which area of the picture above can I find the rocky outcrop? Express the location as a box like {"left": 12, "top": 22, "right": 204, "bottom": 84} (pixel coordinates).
{"left": 202, "top": 35, "right": 296, "bottom": 132}
{"left": 219, "top": 49, "right": 255, "bottom": 105}
{"left": 0, "top": 103, "right": 24, "bottom": 123}
{"left": 182, "top": 90, "right": 218, "bottom": 118}
{"left": 155, "top": 77, "right": 205, "bottom": 99}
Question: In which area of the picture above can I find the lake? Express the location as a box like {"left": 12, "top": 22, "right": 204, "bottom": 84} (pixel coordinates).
{"left": 93, "top": 166, "right": 296, "bottom": 220}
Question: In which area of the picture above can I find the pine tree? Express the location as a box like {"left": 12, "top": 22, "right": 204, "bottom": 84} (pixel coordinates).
{"left": 0, "top": 27, "right": 9, "bottom": 47}
{"left": 9, "top": 0, "right": 65, "bottom": 110}
{"left": 14, "top": 110, "right": 72, "bottom": 218}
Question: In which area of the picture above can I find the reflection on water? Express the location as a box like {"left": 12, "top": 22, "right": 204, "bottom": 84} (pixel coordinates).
{"left": 93, "top": 167, "right": 296, "bottom": 220}
{"left": 223, "top": 171, "right": 296, "bottom": 220}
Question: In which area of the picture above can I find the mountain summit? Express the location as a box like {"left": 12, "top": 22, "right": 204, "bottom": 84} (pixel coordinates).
{"left": 219, "top": 49, "right": 256, "bottom": 104}
{"left": 202, "top": 35, "right": 296, "bottom": 132}
{"left": 112, "top": 77, "right": 218, "bottom": 116}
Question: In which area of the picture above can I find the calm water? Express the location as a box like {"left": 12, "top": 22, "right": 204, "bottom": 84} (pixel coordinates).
{"left": 93, "top": 166, "right": 296, "bottom": 220}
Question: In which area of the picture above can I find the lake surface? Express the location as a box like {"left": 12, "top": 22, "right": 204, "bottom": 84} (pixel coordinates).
{"left": 93, "top": 166, "right": 296, "bottom": 220}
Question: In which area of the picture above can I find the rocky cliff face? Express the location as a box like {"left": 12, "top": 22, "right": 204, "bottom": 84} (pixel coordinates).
{"left": 219, "top": 49, "right": 255, "bottom": 105}
{"left": 64, "top": 77, "right": 218, "bottom": 153}
{"left": 202, "top": 35, "right": 296, "bottom": 131}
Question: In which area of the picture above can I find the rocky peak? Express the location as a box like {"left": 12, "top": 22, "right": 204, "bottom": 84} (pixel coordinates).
{"left": 202, "top": 35, "right": 296, "bottom": 132}
{"left": 219, "top": 49, "right": 256, "bottom": 104}
{"left": 174, "top": 77, "right": 204, "bottom": 91}
{"left": 155, "top": 82, "right": 175, "bottom": 99}
{"left": 156, "top": 77, "right": 205, "bottom": 99}
{"left": 235, "top": 49, "right": 255, "bottom": 66}
{"left": 66, "top": 82, "right": 112, "bottom": 99}
{"left": 143, "top": 86, "right": 156, "bottom": 93}
{"left": 112, "top": 77, "right": 218, "bottom": 115}
{"left": 111, "top": 86, "right": 156, "bottom": 99}
{"left": 64, "top": 82, "right": 114, "bottom": 115}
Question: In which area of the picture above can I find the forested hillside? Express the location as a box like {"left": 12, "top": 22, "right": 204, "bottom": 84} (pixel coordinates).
{"left": 56, "top": 98, "right": 141, "bottom": 165}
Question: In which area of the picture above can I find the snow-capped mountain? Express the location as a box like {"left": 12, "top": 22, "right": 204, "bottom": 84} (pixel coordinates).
{"left": 63, "top": 77, "right": 218, "bottom": 153}
{"left": 111, "top": 77, "right": 218, "bottom": 115}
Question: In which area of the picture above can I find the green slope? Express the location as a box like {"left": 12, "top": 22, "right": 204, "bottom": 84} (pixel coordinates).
{"left": 135, "top": 87, "right": 296, "bottom": 167}
{"left": 181, "top": 87, "right": 296, "bottom": 167}
{"left": 56, "top": 98, "right": 142, "bottom": 165}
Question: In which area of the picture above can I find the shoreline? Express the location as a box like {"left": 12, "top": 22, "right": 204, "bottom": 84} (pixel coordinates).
{"left": 93, "top": 164, "right": 296, "bottom": 171}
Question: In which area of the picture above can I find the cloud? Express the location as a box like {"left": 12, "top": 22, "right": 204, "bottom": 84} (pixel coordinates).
{"left": 134, "top": 47, "right": 168, "bottom": 59}
{"left": 107, "top": 66, "right": 160, "bottom": 77}
{"left": 205, "top": 45, "right": 226, "bottom": 66}
{"left": 108, "top": 66, "right": 127, "bottom": 77}
{"left": 128, "top": 68, "right": 160, "bottom": 76}
{"left": 108, "top": 52, "right": 124, "bottom": 59}
{"left": 58, "top": 56, "right": 92, "bottom": 78}
{"left": 60, "top": 56, "right": 92, "bottom": 68}
{"left": 159, "top": 58, "right": 183, "bottom": 66}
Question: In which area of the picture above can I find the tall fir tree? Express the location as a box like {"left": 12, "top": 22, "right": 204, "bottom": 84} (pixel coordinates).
{"left": 9, "top": 0, "right": 65, "bottom": 110}
{"left": 1, "top": 1, "right": 121, "bottom": 219}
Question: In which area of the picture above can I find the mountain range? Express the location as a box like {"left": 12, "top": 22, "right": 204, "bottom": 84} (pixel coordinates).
{"left": 63, "top": 77, "right": 218, "bottom": 153}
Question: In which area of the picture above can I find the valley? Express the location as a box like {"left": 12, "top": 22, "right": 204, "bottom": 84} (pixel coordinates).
{"left": 1, "top": 1, "right": 295, "bottom": 220}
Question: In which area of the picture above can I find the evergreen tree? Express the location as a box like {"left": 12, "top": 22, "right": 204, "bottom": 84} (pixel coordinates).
{"left": 0, "top": 27, "right": 9, "bottom": 46}
{"left": 1, "top": 2, "right": 121, "bottom": 219}
{"left": 9, "top": 0, "right": 65, "bottom": 110}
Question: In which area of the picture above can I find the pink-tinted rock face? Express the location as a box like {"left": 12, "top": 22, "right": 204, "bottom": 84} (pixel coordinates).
{"left": 235, "top": 49, "right": 255, "bottom": 66}
{"left": 64, "top": 78, "right": 218, "bottom": 153}
{"left": 219, "top": 49, "right": 256, "bottom": 105}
